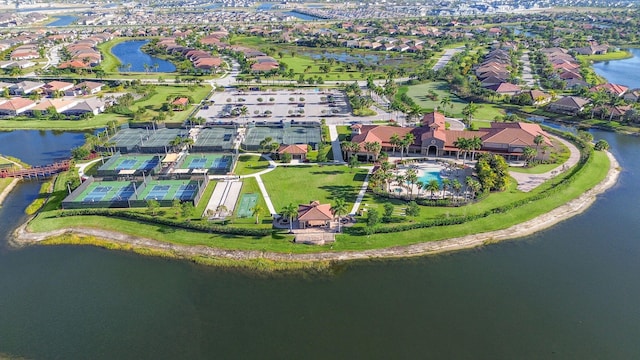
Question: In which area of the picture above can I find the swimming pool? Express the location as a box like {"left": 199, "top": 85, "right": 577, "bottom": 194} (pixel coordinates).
{"left": 418, "top": 169, "right": 443, "bottom": 184}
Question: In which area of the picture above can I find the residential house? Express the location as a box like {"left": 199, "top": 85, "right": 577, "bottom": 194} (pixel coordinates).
{"left": 63, "top": 98, "right": 105, "bottom": 116}
{"left": 623, "top": 89, "right": 640, "bottom": 103}
{"left": 547, "top": 96, "right": 590, "bottom": 115}
{"left": 42, "top": 81, "right": 74, "bottom": 96}
{"left": 66, "top": 81, "right": 104, "bottom": 96}
{"left": 9, "top": 81, "right": 44, "bottom": 95}
{"left": 590, "top": 83, "right": 629, "bottom": 97}
{"left": 0, "top": 97, "right": 36, "bottom": 116}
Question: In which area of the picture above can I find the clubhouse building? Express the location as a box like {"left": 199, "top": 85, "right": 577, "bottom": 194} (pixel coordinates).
{"left": 348, "top": 111, "right": 552, "bottom": 161}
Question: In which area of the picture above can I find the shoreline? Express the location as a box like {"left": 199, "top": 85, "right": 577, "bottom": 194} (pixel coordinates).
{"left": 0, "top": 179, "right": 20, "bottom": 206}
{"left": 9, "top": 151, "right": 621, "bottom": 267}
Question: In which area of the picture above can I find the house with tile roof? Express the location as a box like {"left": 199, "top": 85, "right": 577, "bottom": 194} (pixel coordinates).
{"left": 276, "top": 144, "right": 308, "bottom": 161}
{"left": 0, "top": 97, "right": 36, "bottom": 116}
{"left": 348, "top": 111, "right": 553, "bottom": 161}
{"left": 590, "top": 83, "right": 629, "bottom": 97}
{"left": 547, "top": 96, "right": 590, "bottom": 115}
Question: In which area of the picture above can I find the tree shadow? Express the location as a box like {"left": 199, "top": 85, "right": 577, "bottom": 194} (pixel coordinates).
{"left": 319, "top": 185, "right": 359, "bottom": 201}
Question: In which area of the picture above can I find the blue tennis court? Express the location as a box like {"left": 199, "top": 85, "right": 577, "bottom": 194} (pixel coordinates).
{"left": 82, "top": 186, "right": 113, "bottom": 202}
{"left": 114, "top": 185, "right": 136, "bottom": 200}
{"left": 145, "top": 185, "right": 171, "bottom": 200}
{"left": 187, "top": 157, "right": 208, "bottom": 169}
{"left": 115, "top": 159, "right": 137, "bottom": 170}
{"left": 176, "top": 184, "right": 197, "bottom": 200}
{"left": 141, "top": 159, "right": 160, "bottom": 170}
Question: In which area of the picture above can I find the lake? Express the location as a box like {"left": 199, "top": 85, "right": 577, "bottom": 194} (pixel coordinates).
{"left": 592, "top": 48, "right": 640, "bottom": 89}
{"left": 284, "top": 10, "right": 324, "bottom": 21}
{"left": 1, "top": 129, "right": 640, "bottom": 358}
{"left": 111, "top": 40, "right": 176, "bottom": 73}
{"left": 45, "top": 15, "right": 77, "bottom": 27}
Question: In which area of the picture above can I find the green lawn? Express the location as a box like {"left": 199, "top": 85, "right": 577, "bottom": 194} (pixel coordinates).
{"left": 0, "top": 178, "right": 13, "bottom": 197}
{"left": 234, "top": 155, "right": 269, "bottom": 175}
{"left": 336, "top": 125, "right": 351, "bottom": 141}
{"left": 132, "top": 85, "right": 210, "bottom": 123}
{"left": 401, "top": 82, "right": 505, "bottom": 121}
{"left": 0, "top": 156, "right": 13, "bottom": 166}
{"left": 577, "top": 50, "right": 632, "bottom": 63}
{"left": 0, "top": 114, "right": 128, "bottom": 131}
{"left": 275, "top": 53, "right": 380, "bottom": 81}
{"left": 262, "top": 165, "right": 367, "bottom": 211}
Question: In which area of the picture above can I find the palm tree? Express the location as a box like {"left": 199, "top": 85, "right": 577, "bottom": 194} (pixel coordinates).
{"left": 465, "top": 176, "right": 481, "bottom": 199}
{"left": 522, "top": 146, "right": 537, "bottom": 167}
{"left": 468, "top": 136, "right": 483, "bottom": 161}
{"left": 280, "top": 203, "right": 298, "bottom": 233}
{"left": 451, "top": 178, "right": 462, "bottom": 203}
{"left": 405, "top": 168, "right": 418, "bottom": 199}
{"left": 441, "top": 178, "right": 451, "bottom": 199}
{"left": 462, "top": 102, "right": 479, "bottom": 127}
{"left": 251, "top": 204, "right": 265, "bottom": 224}
{"left": 453, "top": 137, "right": 470, "bottom": 165}
{"left": 331, "top": 198, "right": 348, "bottom": 233}
{"left": 364, "top": 141, "right": 382, "bottom": 162}
{"left": 389, "top": 134, "right": 401, "bottom": 155}
{"left": 439, "top": 96, "right": 452, "bottom": 117}
{"left": 401, "top": 133, "right": 415, "bottom": 159}
{"left": 425, "top": 179, "right": 440, "bottom": 199}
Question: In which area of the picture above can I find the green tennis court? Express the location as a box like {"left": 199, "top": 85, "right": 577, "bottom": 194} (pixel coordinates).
{"left": 237, "top": 193, "right": 258, "bottom": 218}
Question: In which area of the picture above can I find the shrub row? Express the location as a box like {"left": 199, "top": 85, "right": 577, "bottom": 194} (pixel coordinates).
{"left": 55, "top": 209, "right": 273, "bottom": 237}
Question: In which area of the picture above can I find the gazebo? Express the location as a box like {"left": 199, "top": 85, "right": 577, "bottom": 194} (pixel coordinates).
{"left": 297, "top": 201, "right": 333, "bottom": 229}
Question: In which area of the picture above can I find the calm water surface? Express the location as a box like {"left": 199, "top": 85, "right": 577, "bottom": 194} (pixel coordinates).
{"left": 112, "top": 40, "right": 176, "bottom": 73}
{"left": 1, "top": 130, "right": 639, "bottom": 358}
{"left": 593, "top": 48, "right": 640, "bottom": 89}
{"left": 45, "top": 15, "right": 77, "bottom": 27}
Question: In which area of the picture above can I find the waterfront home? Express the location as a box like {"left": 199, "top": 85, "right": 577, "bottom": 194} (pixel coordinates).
{"left": 30, "top": 98, "right": 79, "bottom": 115}
{"left": 523, "top": 90, "right": 552, "bottom": 106}
{"left": 623, "top": 89, "right": 640, "bottom": 103}
{"left": 0, "top": 98, "right": 36, "bottom": 116}
{"left": 590, "top": 83, "right": 629, "bottom": 97}
{"left": 547, "top": 96, "right": 590, "bottom": 115}
{"left": 63, "top": 99, "right": 105, "bottom": 116}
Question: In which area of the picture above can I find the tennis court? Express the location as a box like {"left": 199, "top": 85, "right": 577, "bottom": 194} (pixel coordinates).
{"left": 192, "top": 127, "right": 237, "bottom": 152}
{"left": 139, "top": 128, "right": 188, "bottom": 153}
{"left": 242, "top": 123, "right": 321, "bottom": 151}
{"left": 237, "top": 193, "right": 258, "bottom": 218}
{"left": 98, "top": 154, "right": 161, "bottom": 176}
{"left": 106, "top": 128, "right": 148, "bottom": 153}
{"left": 75, "top": 181, "right": 139, "bottom": 203}
{"left": 138, "top": 180, "right": 201, "bottom": 202}
{"left": 180, "top": 154, "right": 233, "bottom": 174}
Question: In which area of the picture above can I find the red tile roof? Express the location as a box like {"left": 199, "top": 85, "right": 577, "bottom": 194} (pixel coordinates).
{"left": 297, "top": 201, "right": 333, "bottom": 221}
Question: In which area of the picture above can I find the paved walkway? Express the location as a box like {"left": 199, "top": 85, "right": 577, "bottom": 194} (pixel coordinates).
{"left": 432, "top": 46, "right": 464, "bottom": 71}
{"left": 76, "top": 157, "right": 103, "bottom": 178}
{"left": 509, "top": 135, "right": 581, "bottom": 192}
{"left": 254, "top": 174, "right": 276, "bottom": 215}
{"left": 328, "top": 125, "right": 345, "bottom": 163}
{"left": 349, "top": 166, "right": 374, "bottom": 215}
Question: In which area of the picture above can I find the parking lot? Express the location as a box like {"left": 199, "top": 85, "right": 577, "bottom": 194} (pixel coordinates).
{"left": 195, "top": 89, "right": 351, "bottom": 123}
